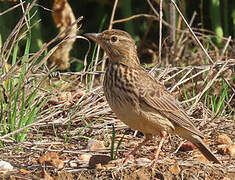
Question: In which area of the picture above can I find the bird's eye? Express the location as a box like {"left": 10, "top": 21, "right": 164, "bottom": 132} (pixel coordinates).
{"left": 110, "top": 36, "right": 118, "bottom": 42}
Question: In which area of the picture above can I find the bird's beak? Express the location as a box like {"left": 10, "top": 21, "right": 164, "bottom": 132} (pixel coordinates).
{"left": 84, "top": 33, "right": 100, "bottom": 43}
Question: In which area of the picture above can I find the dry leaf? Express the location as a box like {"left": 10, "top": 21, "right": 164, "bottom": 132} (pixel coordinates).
{"left": 39, "top": 152, "right": 60, "bottom": 164}
{"left": 19, "top": 168, "right": 30, "bottom": 174}
{"left": 194, "top": 154, "right": 210, "bottom": 163}
{"left": 39, "top": 152, "right": 64, "bottom": 169}
{"left": 217, "top": 134, "right": 232, "bottom": 145}
{"left": 52, "top": 0, "right": 76, "bottom": 38}
{"left": 51, "top": 158, "right": 64, "bottom": 169}
{"left": 50, "top": 0, "right": 80, "bottom": 70}
{"left": 166, "top": 158, "right": 176, "bottom": 163}
{"left": 169, "top": 164, "right": 181, "bottom": 175}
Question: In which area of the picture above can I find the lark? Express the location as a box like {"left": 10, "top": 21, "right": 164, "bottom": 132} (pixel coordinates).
{"left": 85, "top": 29, "right": 221, "bottom": 164}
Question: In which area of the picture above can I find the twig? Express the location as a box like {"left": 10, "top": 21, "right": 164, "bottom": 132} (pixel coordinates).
{"left": 159, "top": 0, "right": 163, "bottom": 65}
{"left": 169, "top": 68, "right": 209, "bottom": 93}
{"left": 113, "top": 14, "right": 157, "bottom": 24}
{"left": 109, "top": 0, "right": 119, "bottom": 30}
{"left": 170, "top": 68, "right": 193, "bottom": 92}
{"left": 20, "top": 0, "right": 29, "bottom": 29}
{"left": 219, "top": 36, "right": 231, "bottom": 61}
{"left": 170, "top": 0, "right": 214, "bottom": 64}
{"left": 101, "top": 0, "right": 119, "bottom": 77}
{"left": 169, "top": 2, "right": 176, "bottom": 42}
{"left": 0, "top": 1, "right": 25, "bottom": 16}
{"left": 147, "top": 0, "right": 163, "bottom": 73}
{"left": 90, "top": 45, "right": 100, "bottom": 89}
{"left": 189, "top": 60, "right": 229, "bottom": 112}
{"left": 0, "top": 0, "right": 37, "bottom": 82}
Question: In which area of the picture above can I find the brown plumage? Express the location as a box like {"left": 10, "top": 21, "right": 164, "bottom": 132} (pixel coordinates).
{"left": 84, "top": 29, "right": 221, "bottom": 164}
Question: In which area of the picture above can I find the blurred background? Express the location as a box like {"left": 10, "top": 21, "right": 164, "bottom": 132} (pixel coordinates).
{"left": 0, "top": 0, "right": 234, "bottom": 70}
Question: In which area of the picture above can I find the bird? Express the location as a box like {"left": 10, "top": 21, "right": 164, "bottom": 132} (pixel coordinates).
{"left": 84, "top": 29, "right": 221, "bottom": 164}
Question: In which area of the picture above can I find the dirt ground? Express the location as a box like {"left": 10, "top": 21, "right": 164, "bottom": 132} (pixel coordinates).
{"left": 0, "top": 83, "right": 234, "bottom": 179}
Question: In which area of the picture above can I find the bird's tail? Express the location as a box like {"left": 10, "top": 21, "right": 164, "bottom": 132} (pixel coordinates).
{"left": 183, "top": 133, "right": 221, "bottom": 164}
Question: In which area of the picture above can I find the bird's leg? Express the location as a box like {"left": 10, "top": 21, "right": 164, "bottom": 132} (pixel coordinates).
{"left": 123, "top": 134, "right": 152, "bottom": 163}
{"left": 150, "top": 131, "right": 167, "bottom": 166}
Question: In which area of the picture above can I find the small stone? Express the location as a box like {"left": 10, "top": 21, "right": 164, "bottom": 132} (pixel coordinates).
{"left": 88, "top": 154, "right": 111, "bottom": 168}
{"left": 79, "top": 153, "right": 92, "bottom": 161}
{"left": 0, "top": 161, "right": 13, "bottom": 173}
{"left": 69, "top": 161, "right": 77, "bottom": 168}
{"left": 87, "top": 139, "right": 105, "bottom": 152}
{"left": 180, "top": 141, "right": 196, "bottom": 151}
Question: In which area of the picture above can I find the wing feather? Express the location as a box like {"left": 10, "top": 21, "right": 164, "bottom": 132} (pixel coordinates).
{"left": 136, "top": 68, "right": 204, "bottom": 138}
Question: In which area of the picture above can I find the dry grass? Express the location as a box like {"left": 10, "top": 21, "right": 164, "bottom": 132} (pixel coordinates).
{"left": 0, "top": 0, "right": 234, "bottom": 179}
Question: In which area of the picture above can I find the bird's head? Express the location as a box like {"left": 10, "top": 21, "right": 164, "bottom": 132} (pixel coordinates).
{"left": 85, "top": 29, "right": 139, "bottom": 66}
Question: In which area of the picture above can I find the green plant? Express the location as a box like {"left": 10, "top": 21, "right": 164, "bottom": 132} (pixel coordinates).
{"left": 205, "top": 79, "right": 232, "bottom": 117}
{"left": 110, "top": 124, "right": 124, "bottom": 160}
{"left": 0, "top": 3, "right": 47, "bottom": 143}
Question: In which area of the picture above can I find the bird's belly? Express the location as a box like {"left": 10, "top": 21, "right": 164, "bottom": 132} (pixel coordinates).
{"left": 104, "top": 83, "right": 175, "bottom": 135}
{"left": 109, "top": 99, "right": 174, "bottom": 135}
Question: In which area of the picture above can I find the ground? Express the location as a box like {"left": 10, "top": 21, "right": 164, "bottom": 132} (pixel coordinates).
{"left": 0, "top": 74, "right": 234, "bottom": 179}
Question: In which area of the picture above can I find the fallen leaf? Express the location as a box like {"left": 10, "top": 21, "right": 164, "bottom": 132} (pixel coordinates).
{"left": 217, "top": 134, "right": 232, "bottom": 145}
{"left": 50, "top": 0, "right": 81, "bottom": 70}
{"left": 19, "top": 168, "right": 30, "bottom": 174}
{"left": 194, "top": 154, "right": 210, "bottom": 163}
{"left": 51, "top": 158, "right": 64, "bottom": 169}
{"left": 169, "top": 164, "right": 181, "bottom": 175}
{"left": 39, "top": 152, "right": 64, "bottom": 169}
{"left": 39, "top": 152, "right": 60, "bottom": 164}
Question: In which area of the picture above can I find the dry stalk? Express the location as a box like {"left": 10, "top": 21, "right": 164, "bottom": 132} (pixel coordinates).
{"left": 0, "top": 1, "right": 25, "bottom": 16}
{"left": 170, "top": 0, "right": 214, "bottom": 64}
{"left": 19, "top": 0, "right": 29, "bottom": 29}
{"left": 189, "top": 60, "right": 230, "bottom": 112}
{"left": 100, "top": 0, "right": 119, "bottom": 75}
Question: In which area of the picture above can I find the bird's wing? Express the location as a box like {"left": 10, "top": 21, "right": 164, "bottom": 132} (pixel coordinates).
{"left": 136, "top": 68, "right": 204, "bottom": 138}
